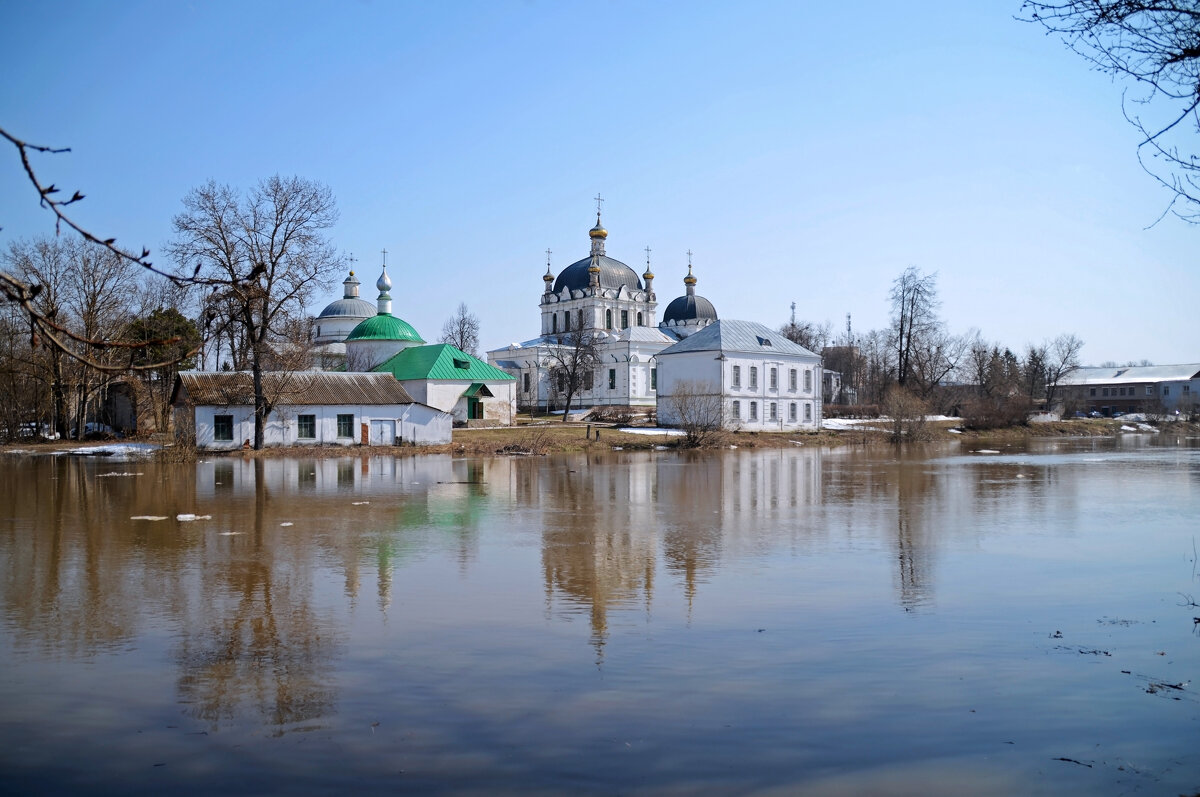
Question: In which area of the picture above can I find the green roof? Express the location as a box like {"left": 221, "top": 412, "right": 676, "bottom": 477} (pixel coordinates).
{"left": 372, "top": 344, "right": 516, "bottom": 382}
{"left": 345, "top": 313, "right": 424, "bottom": 343}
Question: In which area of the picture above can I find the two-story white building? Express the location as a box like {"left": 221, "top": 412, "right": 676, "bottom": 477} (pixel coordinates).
{"left": 656, "top": 320, "right": 823, "bottom": 430}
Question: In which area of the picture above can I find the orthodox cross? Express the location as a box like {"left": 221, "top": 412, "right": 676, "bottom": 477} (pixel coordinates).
{"left": 381, "top": 248, "right": 388, "bottom": 266}
{"left": 347, "top": 252, "right": 358, "bottom": 269}
{"left": 594, "top": 193, "right": 604, "bottom": 214}
{"left": 545, "top": 248, "right": 552, "bottom": 267}
{"left": 686, "top": 249, "right": 693, "bottom": 267}
{"left": 644, "top": 245, "right": 652, "bottom": 266}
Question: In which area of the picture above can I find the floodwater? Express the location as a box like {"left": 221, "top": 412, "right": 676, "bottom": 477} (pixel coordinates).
{"left": 0, "top": 437, "right": 1197, "bottom": 796}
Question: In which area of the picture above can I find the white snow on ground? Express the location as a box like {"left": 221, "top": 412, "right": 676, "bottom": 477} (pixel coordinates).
{"left": 68, "top": 443, "right": 161, "bottom": 458}
{"left": 822, "top": 418, "right": 885, "bottom": 430}
{"left": 617, "top": 427, "right": 685, "bottom": 437}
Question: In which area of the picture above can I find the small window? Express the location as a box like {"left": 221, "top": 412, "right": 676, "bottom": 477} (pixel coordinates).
{"left": 732, "top": 401, "right": 740, "bottom": 420}
{"left": 1102, "top": 388, "right": 1109, "bottom": 397}
{"left": 578, "top": 309, "right": 583, "bottom": 328}
{"left": 804, "top": 369, "right": 813, "bottom": 392}
{"left": 298, "top": 414, "right": 316, "bottom": 440}
{"left": 650, "top": 368, "right": 657, "bottom": 390}
{"left": 1145, "top": 386, "right": 1152, "bottom": 396}
{"left": 1184, "top": 385, "right": 1191, "bottom": 394}
{"left": 606, "top": 309, "right": 613, "bottom": 330}
{"left": 769, "top": 402, "right": 777, "bottom": 421}
{"left": 789, "top": 369, "right": 797, "bottom": 391}
{"left": 637, "top": 312, "right": 643, "bottom": 326}
{"left": 1090, "top": 388, "right": 1096, "bottom": 397}
{"left": 1163, "top": 386, "right": 1171, "bottom": 396}
{"left": 757, "top": 336, "right": 772, "bottom": 346}
{"left": 789, "top": 403, "right": 797, "bottom": 421}
{"left": 214, "top": 414, "right": 233, "bottom": 442}
{"left": 454, "top": 358, "right": 470, "bottom": 370}
{"left": 609, "top": 368, "right": 616, "bottom": 390}
{"left": 805, "top": 403, "right": 812, "bottom": 421}
{"left": 621, "top": 310, "right": 628, "bottom": 328}
{"left": 770, "top": 368, "right": 777, "bottom": 390}
{"left": 523, "top": 372, "right": 531, "bottom": 392}
{"left": 584, "top": 370, "right": 594, "bottom": 390}
{"left": 557, "top": 372, "right": 566, "bottom": 392}
{"left": 749, "top": 401, "right": 758, "bottom": 421}
{"left": 749, "top": 367, "right": 758, "bottom": 390}
{"left": 337, "top": 414, "right": 353, "bottom": 438}
{"left": 564, "top": 312, "right": 571, "bottom": 332}
{"left": 732, "top": 365, "right": 741, "bottom": 389}
{"left": 553, "top": 314, "right": 558, "bottom": 333}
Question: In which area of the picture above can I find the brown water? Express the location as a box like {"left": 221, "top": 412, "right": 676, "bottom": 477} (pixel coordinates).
{"left": 1, "top": 437, "right": 1197, "bottom": 795}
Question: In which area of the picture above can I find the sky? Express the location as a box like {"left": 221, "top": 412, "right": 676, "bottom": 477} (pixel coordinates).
{"left": 2, "top": 0, "right": 1196, "bottom": 366}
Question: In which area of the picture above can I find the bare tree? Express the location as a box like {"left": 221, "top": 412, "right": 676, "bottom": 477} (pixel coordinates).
{"left": 1045, "top": 333, "right": 1085, "bottom": 408}
{"left": 1022, "top": 1, "right": 1200, "bottom": 222}
{"left": 889, "top": 267, "right": 940, "bottom": 389}
{"left": 660, "top": 379, "right": 726, "bottom": 447}
{"left": 779, "top": 318, "right": 831, "bottom": 353}
{"left": 168, "top": 176, "right": 343, "bottom": 449}
{"left": 439, "top": 302, "right": 480, "bottom": 356}
{"left": 544, "top": 329, "right": 602, "bottom": 421}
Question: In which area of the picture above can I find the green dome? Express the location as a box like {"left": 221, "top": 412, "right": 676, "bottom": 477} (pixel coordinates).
{"left": 346, "top": 313, "right": 424, "bottom": 343}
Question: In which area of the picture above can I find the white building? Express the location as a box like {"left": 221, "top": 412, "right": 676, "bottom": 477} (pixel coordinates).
{"left": 171, "top": 371, "right": 452, "bottom": 449}
{"left": 656, "top": 320, "right": 823, "bottom": 431}
{"left": 487, "top": 212, "right": 719, "bottom": 412}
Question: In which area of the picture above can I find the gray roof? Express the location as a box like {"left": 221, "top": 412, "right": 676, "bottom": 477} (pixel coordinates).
{"left": 317, "top": 296, "right": 377, "bottom": 319}
{"left": 172, "top": 371, "right": 417, "bottom": 407}
{"left": 553, "top": 254, "right": 643, "bottom": 294}
{"left": 1062, "top": 363, "right": 1200, "bottom": 385}
{"left": 657, "top": 320, "right": 820, "bottom": 358}
{"left": 662, "top": 293, "right": 718, "bottom": 324}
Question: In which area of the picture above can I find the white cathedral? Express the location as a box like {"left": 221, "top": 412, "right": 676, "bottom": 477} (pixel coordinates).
{"left": 486, "top": 211, "right": 720, "bottom": 413}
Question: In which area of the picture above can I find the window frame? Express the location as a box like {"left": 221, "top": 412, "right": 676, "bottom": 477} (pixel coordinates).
{"left": 297, "top": 414, "right": 316, "bottom": 440}
{"left": 213, "top": 414, "right": 234, "bottom": 442}
{"left": 336, "top": 413, "right": 353, "bottom": 438}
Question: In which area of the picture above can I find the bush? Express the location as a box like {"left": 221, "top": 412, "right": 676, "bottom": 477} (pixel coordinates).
{"left": 961, "top": 396, "right": 1030, "bottom": 430}
{"left": 882, "top": 387, "right": 931, "bottom": 442}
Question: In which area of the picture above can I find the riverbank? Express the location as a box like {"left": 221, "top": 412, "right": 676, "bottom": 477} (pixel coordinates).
{"left": 4, "top": 417, "right": 1194, "bottom": 460}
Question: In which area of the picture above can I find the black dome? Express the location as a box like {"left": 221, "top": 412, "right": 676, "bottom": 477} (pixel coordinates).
{"left": 553, "top": 255, "right": 643, "bottom": 294}
{"left": 663, "top": 294, "right": 717, "bottom": 324}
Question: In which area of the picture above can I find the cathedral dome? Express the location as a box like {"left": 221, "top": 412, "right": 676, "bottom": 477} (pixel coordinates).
{"left": 663, "top": 294, "right": 718, "bottom": 324}
{"left": 346, "top": 313, "right": 424, "bottom": 343}
{"left": 318, "top": 297, "right": 376, "bottom": 319}
{"left": 553, "top": 255, "right": 642, "bottom": 294}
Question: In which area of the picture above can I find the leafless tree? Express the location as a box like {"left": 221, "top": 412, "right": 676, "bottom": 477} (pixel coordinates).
{"left": 439, "top": 302, "right": 481, "bottom": 356}
{"left": 1044, "top": 333, "right": 1085, "bottom": 408}
{"left": 1022, "top": 1, "right": 1200, "bottom": 222}
{"left": 544, "top": 329, "right": 602, "bottom": 421}
{"left": 889, "top": 267, "right": 940, "bottom": 389}
{"left": 779, "top": 318, "right": 831, "bottom": 353}
{"left": 660, "top": 379, "right": 726, "bottom": 447}
{"left": 168, "top": 176, "right": 343, "bottom": 449}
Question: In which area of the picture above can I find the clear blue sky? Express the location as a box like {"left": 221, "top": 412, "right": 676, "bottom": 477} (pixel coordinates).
{"left": 2, "top": 0, "right": 1196, "bottom": 366}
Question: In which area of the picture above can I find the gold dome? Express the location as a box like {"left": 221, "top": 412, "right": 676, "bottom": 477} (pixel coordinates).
{"left": 589, "top": 214, "right": 608, "bottom": 239}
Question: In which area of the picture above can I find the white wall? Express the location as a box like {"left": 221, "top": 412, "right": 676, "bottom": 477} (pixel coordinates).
{"left": 189, "top": 403, "right": 451, "bottom": 449}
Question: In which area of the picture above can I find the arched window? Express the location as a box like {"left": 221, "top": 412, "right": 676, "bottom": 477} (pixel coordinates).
{"left": 564, "top": 311, "right": 571, "bottom": 332}
{"left": 637, "top": 312, "right": 643, "bottom": 326}
{"left": 605, "top": 309, "right": 613, "bottom": 329}
{"left": 552, "top": 314, "right": 558, "bottom": 333}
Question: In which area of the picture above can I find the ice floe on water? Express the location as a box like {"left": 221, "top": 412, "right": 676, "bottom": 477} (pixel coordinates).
{"left": 69, "top": 443, "right": 161, "bottom": 459}
{"left": 617, "top": 427, "right": 685, "bottom": 436}
{"left": 175, "top": 513, "right": 212, "bottom": 522}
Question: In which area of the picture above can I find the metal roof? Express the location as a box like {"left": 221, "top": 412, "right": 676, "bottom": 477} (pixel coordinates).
{"left": 373, "top": 343, "right": 516, "bottom": 382}
{"left": 172, "top": 371, "right": 417, "bottom": 407}
{"left": 317, "top": 296, "right": 377, "bottom": 319}
{"left": 345, "top": 313, "right": 425, "bottom": 343}
{"left": 552, "top": 254, "right": 643, "bottom": 294}
{"left": 1062, "top": 364, "right": 1200, "bottom": 385}
{"left": 657, "top": 319, "right": 820, "bottom": 358}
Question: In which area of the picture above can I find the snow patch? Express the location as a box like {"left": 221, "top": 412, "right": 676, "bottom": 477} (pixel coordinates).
{"left": 617, "top": 427, "right": 685, "bottom": 437}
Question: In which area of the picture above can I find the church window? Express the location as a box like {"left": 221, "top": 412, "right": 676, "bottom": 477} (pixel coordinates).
{"left": 609, "top": 368, "right": 617, "bottom": 390}
{"left": 552, "top": 314, "right": 558, "bottom": 333}
{"left": 770, "top": 368, "right": 777, "bottom": 390}
{"left": 578, "top": 309, "right": 584, "bottom": 329}
{"left": 523, "top": 373, "right": 530, "bottom": 392}
{"left": 650, "top": 368, "right": 657, "bottom": 390}
{"left": 564, "top": 312, "right": 571, "bottom": 332}
{"left": 731, "top": 401, "right": 740, "bottom": 420}
{"left": 804, "top": 369, "right": 812, "bottom": 392}
{"left": 789, "top": 369, "right": 797, "bottom": 391}
{"left": 789, "top": 403, "right": 797, "bottom": 421}
{"left": 298, "top": 414, "right": 316, "bottom": 440}
{"left": 732, "top": 366, "right": 741, "bottom": 389}
{"left": 749, "top": 367, "right": 758, "bottom": 390}
{"left": 769, "top": 402, "right": 777, "bottom": 421}
{"left": 584, "top": 371, "right": 594, "bottom": 390}
{"left": 337, "top": 414, "right": 353, "bottom": 438}
{"left": 606, "top": 309, "right": 613, "bottom": 329}
{"left": 637, "top": 312, "right": 643, "bottom": 326}
{"left": 214, "top": 414, "right": 233, "bottom": 442}
{"left": 805, "top": 403, "right": 812, "bottom": 421}
{"left": 749, "top": 401, "right": 758, "bottom": 421}
{"left": 621, "top": 310, "right": 629, "bottom": 328}
{"left": 557, "top": 372, "right": 566, "bottom": 392}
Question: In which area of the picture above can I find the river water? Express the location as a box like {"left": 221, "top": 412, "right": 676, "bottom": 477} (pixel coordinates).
{"left": 1, "top": 437, "right": 1197, "bottom": 795}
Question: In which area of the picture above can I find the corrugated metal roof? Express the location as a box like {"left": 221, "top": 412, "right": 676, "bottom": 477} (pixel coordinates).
{"left": 1063, "top": 364, "right": 1200, "bottom": 385}
{"left": 658, "top": 320, "right": 820, "bottom": 358}
{"left": 374, "top": 343, "right": 516, "bottom": 382}
{"left": 174, "top": 371, "right": 416, "bottom": 406}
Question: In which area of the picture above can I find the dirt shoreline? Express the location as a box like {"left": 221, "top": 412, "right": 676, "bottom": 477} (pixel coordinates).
{"left": 4, "top": 417, "right": 1192, "bottom": 460}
